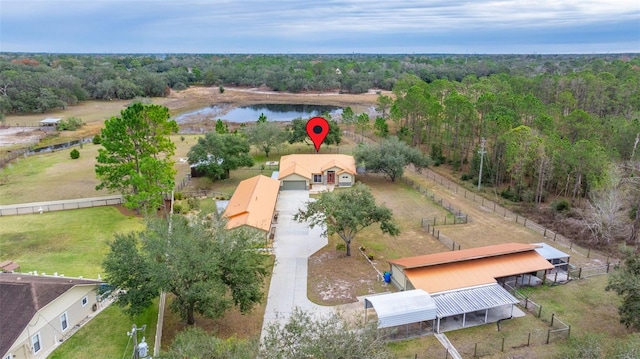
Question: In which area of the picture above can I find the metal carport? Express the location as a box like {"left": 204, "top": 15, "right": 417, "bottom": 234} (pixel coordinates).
{"left": 432, "top": 283, "right": 518, "bottom": 332}
{"left": 364, "top": 289, "right": 437, "bottom": 330}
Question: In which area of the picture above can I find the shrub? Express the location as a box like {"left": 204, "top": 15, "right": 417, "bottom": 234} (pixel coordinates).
{"left": 368, "top": 254, "right": 374, "bottom": 260}
{"left": 551, "top": 199, "right": 570, "bottom": 213}
{"left": 174, "top": 192, "right": 184, "bottom": 200}
{"left": 92, "top": 134, "right": 101, "bottom": 144}
{"left": 69, "top": 149, "right": 80, "bottom": 159}
{"left": 219, "top": 85, "right": 225, "bottom": 94}
{"left": 173, "top": 203, "right": 184, "bottom": 214}
{"left": 187, "top": 197, "right": 200, "bottom": 210}
{"left": 336, "top": 243, "right": 346, "bottom": 251}
{"left": 57, "top": 117, "right": 84, "bottom": 131}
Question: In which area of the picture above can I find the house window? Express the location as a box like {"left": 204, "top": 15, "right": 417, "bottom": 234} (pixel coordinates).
{"left": 32, "top": 333, "right": 42, "bottom": 353}
{"left": 313, "top": 174, "right": 322, "bottom": 183}
{"left": 4, "top": 354, "right": 12, "bottom": 359}
{"left": 81, "top": 296, "right": 88, "bottom": 307}
{"left": 61, "top": 312, "right": 69, "bottom": 331}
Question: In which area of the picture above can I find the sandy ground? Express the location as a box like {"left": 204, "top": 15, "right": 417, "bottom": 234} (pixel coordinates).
{"left": 0, "top": 86, "right": 385, "bottom": 148}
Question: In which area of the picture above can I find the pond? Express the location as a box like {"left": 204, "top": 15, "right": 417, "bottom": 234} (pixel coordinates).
{"left": 174, "top": 103, "right": 342, "bottom": 123}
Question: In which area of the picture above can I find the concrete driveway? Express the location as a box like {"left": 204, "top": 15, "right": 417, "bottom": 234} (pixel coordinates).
{"left": 260, "top": 190, "right": 333, "bottom": 338}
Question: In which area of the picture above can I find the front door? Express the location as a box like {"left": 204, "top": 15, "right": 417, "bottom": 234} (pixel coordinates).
{"left": 327, "top": 171, "right": 335, "bottom": 184}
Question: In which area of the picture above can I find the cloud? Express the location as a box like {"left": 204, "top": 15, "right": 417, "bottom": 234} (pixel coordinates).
{"left": 0, "top": 0, "right": 638, "bottom": 53}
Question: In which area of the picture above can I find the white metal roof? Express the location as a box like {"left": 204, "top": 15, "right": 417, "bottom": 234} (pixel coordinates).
{"left": 364, "top": 289, "right": 437, "bottom": 328}
{"left": 40, "top": 117, "right": 62, "bottom": 124}
{"left": 432, "top": 284, "right": 518, "bottom": 318}
{"left": 533, "top": 242, "right": 570, "bottom": 261}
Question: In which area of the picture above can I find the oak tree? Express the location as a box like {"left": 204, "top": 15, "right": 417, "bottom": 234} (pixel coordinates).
{"left": 354, "top": 136, "right": 430, "bottom": 182}
{"left": 103, "top": 215, "right": 269, "bottom": 325}
{"left": 294, "top": 183, "right": 399, "bottom": 256}
{"left": 187, "top": 132, "right": 254, "bottom": 180}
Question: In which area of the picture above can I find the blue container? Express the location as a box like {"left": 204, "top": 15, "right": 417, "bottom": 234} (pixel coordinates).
{"left": 383, "top": 272, "right": 391, "bottom": 283}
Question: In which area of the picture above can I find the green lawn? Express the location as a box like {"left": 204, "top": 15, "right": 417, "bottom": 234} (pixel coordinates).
{"left": 49, "top": 299, "right": 158, "bottom": 359}
{"left": 0, "top": 206, "right": 144, "bottom": 278}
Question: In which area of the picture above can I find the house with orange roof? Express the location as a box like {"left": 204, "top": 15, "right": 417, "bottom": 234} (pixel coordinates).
{"left": 223, "top": 175, "right": 280, "bottom": 244}
{"left": 277, "top": 154, "right": 356, "bottom": 190}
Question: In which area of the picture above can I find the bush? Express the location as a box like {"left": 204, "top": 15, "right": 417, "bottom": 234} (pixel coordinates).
{"left": 57, "top": 117, "right": 84, "bottom": 131}
{"left": 173, "top": 203, "right": 184, "bottom": 214}
{"left": 92, "top": 134, "right": 101, "bottom": 144}
{"left": 551, "top": 199, "right": 570, "bottom": 213}
{"left": 69, "top": 149, "right": 80, "bottom": 159}
{"left": 219, "top": 85, "right": 225, "bottom": 94}
{"left": 174, "top": 192, "right": 184, "bottom": 200}
{"left": 187, "top": 197, "right": 200, "bottom": 210}
{"left": 500, "top": 187, "right": 521, "bottom": 202}
{"left": 336, "top": 243, "right": 346, "bottom": 251}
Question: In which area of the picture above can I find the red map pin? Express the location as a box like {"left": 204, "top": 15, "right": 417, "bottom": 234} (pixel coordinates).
{"left": 306, "top": 116, "right": 329, "bottom": 152}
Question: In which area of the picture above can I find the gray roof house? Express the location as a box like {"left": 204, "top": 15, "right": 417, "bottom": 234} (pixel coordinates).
{"left": 0, "top": 273, "right": 102, "bottom": 359}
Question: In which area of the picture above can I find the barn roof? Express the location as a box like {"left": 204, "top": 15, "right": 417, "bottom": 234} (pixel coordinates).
{"left": 364, "top": 289, "right": 437, "bottom": 328}
{"left": 388, "top": 242, "right": 541, "bottom": 269}
{"left": 224, "top": 175, "right": 280, "bottom": 232}
{"left": 402, "top": 250, "right": 553, "bottom": 293}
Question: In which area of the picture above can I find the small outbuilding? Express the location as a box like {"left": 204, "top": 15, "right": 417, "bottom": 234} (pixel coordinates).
{"left": 364, "top": 289, "right": 437, "bottom": 330}
{"left": 39, "top": 117, "right": 62, "bottom": 128}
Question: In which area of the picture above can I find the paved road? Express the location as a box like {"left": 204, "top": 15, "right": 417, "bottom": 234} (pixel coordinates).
{"left": 260, "top": 190, "right": 334, "bottom": 338}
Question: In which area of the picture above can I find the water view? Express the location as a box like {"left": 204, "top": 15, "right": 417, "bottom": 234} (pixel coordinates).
{"left": 174, "top": 104, "right": 342, "bottom": 123}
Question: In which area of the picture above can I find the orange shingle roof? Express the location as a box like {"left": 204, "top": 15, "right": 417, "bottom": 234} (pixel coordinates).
{"left": 388, "top": 242, "right": 541, "bottom": 269}
{"left": 278, "top": 154, "right": 356, "bottom": 180}
{"left": 224, "top": 175, "right": 280, "bottom": 232}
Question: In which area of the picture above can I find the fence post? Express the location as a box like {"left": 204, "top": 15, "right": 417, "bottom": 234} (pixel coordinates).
{"left": 501, "top": 337, "right": 505, "bottom": 352}
{"left": 474, "top": 343, "right": 477, "bottom": 357}
{"left": 452, "top": 242, "right": 455, "bottom": 251}
{"left": 546, "top": 329, "right": 551, "bottom": 344}
{"left": 553, "top": 233, "right": 557, "bottom": 241}
{"left": 524, "top": 218, "right": 527, "bottom": 227}
{"left": 437, "top": 230, "right": 440, "bottom": 240}
{"left": 525, "top": 297, "right": 529, "bottom": 309}
{"left": 434, "top": 217, "right": 436, "bottom": 226}
{"left": 515, "top": 215, "right": 519, "bottom": 223}
{"left": 527, "top": 332, "right": 531, "bottom": 346}
{"left": 578, "top": 267, "right": 582, "bottom": 279}
{"left": 551, "top": 313, "right": 555, "bottom": 327}
{"left": 568, "top": 325, "right": 571, "bottom": 338}
{"left": 538, "top": 305, "right": 542, "bottom": 318}
{"left": 587, "top": 247, "right": 591, "bottom": 258}
{"left": 543, "top": 228, "right": 547, "bottom": 237}
{"left": 606, "top": 263, "right": 611, "bottom": 273}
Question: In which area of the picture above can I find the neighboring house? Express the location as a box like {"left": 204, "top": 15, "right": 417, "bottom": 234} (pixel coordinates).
{"left": 223, "top": 175, "right": 280, "bottom": 245}
{"left": 277, "top": 154, "right": 356, "bottom": 190}
{"left": 0, "top": 273, "right": 102, "bottom": 359}
{"left": 385, "top": 243, "right": 554, "bottom": 332}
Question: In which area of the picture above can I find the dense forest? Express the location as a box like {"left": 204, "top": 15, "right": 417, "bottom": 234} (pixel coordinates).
{"left": 1, "top": 52, "right": 640, "bottom": 246}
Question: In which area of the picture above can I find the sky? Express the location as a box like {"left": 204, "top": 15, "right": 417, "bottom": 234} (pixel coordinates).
{"left": 0, "top": 0, "right": 638, "bottom": 54}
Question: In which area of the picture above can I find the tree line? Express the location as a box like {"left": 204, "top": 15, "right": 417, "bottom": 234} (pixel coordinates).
{"left": 1, "top": 52, "right": 637, "bottom": 114}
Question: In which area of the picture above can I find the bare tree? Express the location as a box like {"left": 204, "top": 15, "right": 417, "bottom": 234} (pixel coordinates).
{"left": 583, "top": 165, "right": 627, "bottom": 246}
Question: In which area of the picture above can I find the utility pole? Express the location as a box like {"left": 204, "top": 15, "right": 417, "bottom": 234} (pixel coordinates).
{"left": 478, "top": 138, "right": 486, "bottom": 191}
{"left": 129, "top": 324, "right": 147, "bottom": 359}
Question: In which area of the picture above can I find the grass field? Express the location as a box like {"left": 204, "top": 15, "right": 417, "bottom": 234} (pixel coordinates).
{"left": 0, "top": 206, "right": 143, "bottom": 278}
